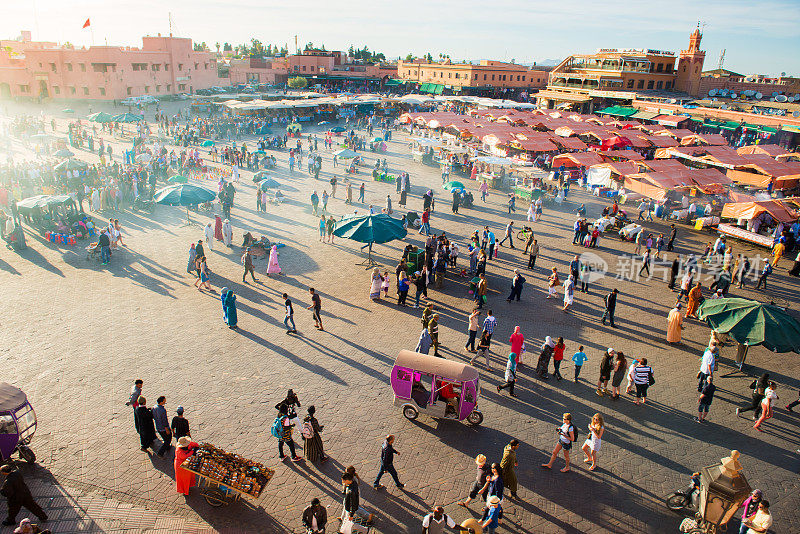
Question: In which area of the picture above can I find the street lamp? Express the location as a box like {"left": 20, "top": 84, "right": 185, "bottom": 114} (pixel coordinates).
{"left": 697, "top": 450, "right": 751, "bottom": 532}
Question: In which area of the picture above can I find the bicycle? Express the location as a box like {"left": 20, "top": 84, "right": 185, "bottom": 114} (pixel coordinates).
{"left": 517, "top": 226, "right": 534, "bottom": 242}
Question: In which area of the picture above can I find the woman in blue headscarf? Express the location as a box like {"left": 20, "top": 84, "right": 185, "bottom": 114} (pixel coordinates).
{"left": 221, "top": 287, "right": 238, "bottom": 329}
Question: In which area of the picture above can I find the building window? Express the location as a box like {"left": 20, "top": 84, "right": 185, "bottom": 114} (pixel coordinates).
{"left": 492, "top": 75, "right": 495, "bottom": 80}
{"left": 178, "top": 64, "right": 183, "bottom": 71}
{"left": 647, "top": 80, "right": 654, "bottom": 89}
{"left": 656, "top": 81, "right": 663, "bottom": 89}
{"left": 637, "top": 80, "right": 644, "bottom": 89}
{"left": 664, "top": 81, "right": 671, "bottom": 90}
{"left": 99, "top": 87, "right": 106, "bottom": 96}
{"left": 144, "top": 86, "right": 150, "bottom": 93}
{"left": 19, "top": 85, "right": 29, "bottom": 93}
{"left": 166, "top": 84, "right": 171, "bottom": 92}
{"left": 484, "top": 75, "right": 487, "bottom": 81}
{"left": 302, "top": 66, "right": 306, "bottom": 71}
{"left": 204, "top": 63, "right": 208, "bottom": 70}
{"left": 474, "top": 74, "right": 478, "bottom": 79}
{"left": 522, "top": 76, "right": 526, "bottom": 81}
{"left": 83, "top": 86, "right": 89, "bottom": 95}
{"left": 194, "top": 63, "right": 199, "bottom": 70}
{"left": 50, "top": 63, "right": 57, "bottom": 73}
{"left": 448, "top": 72, "right": 451, "bottom": 78}
{"left": 455, "top": 73, "right": 459, "bottom": 79}
{"left": 156, "top": 85, "right": 161, "bottom": 92}
{"left": 179, "top": 83, "right": 186, "bottom": 90}
{"left": 627, "top": 79, "right": 635, "bottom": 88}
{"left": 695, "top": 66, "right": 699, "bottom": 73}
{"left": 165, "top": 64, "right": 170, "bottom": 71}
{"left": 656, "top": 63, "right": 663, "bottom": 72}
{"left": 80, "top": 64, "right": 86, "bottom": 72}
{"left": 54, "top": 86, "right": 60, "bottom": 94}
{"left": 310, "top": 66, "right": 314, "bottom": 72}
{"left": 66, "top": 63, "right": 73, "bottom": 71}
{"left": 127, "top": 87, "right": 132, "bottom": 95}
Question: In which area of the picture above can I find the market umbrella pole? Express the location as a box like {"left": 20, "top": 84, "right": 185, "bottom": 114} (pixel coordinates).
{"left": 357, "top": 241, "right": 377, "bottom": 268}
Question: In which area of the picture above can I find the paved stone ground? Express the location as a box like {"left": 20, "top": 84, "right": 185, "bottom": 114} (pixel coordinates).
{"left": 1, "top": 100, "right": 799, "bottom": 533}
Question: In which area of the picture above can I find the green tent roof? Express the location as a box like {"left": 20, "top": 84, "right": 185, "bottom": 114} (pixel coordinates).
{"left": 384, "top": 79, "right": 405, "bottom": 86}
{"left": 595, "top": 105, "right": 637, "bottom": 117}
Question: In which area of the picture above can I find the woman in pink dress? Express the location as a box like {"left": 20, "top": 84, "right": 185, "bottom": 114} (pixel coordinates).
{"left": 173, "top": 436, "right": 199, "bottom": 496}
{"left": 509, "top": 326, "right": 524, "bottom": 365}
{"left": 267, "top": 245, "right": 282, "bottom": 276}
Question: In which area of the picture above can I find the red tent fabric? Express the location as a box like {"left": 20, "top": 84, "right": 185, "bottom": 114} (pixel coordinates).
{"left": 601, "top": 136, "right": 632, "bottom": 150}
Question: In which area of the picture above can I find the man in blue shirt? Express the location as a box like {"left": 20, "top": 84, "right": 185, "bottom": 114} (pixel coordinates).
{"left": 482, "top": 495, "right": 503, "bottom": 533}
{"left": 487, "top": 230, "right": 496, "bottom": 260}
{"left": 572, "top": 346, "right": 588, "bottom": 383}
{"left": 153, "top": 396, "right": 172, "bottom": 457}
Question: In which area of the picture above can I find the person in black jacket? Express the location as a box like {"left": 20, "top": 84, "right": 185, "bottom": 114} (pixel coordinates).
{"left": 0, "top": 465, "right": 48, "bottom": 526}
{"left": 506, "top": 269, "right": 526, "bottom": 302}
{"left": 135, "top": 396, "right": 156, "bottom": 452}
{"left": 373, "top": 435, "right": 404, "bottom": 489}
{"left": 302, "top": 497, "right": 327, "bottom": 533}
{"left": 601, "top": 289, "right": 618, "bottom": 327}
{"left": 341, "top": 473, "right": 360, "bottom": 521}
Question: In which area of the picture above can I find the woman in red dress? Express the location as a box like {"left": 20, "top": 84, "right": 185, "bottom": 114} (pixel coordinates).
{"left": 174, "top": 436, "right": 199, "bottom": 495}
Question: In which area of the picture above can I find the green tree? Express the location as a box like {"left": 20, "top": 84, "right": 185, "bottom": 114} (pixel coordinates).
{"left": 280, "top": 45, "right": 289, "bottom": 55}
{"left": 304, "top": 42, "right": 315, "bottom": 51}
{"left": 424, "top": 53, "right": 433, "bottom": 63}
{"left": 287, "top": 76, "right": 308, "bottom": 89}
{"left": 250, "top": 39, "right": 265, "bottom": 56}
{"left": 404, "top": 53, "right": 414, "bottom": 61}
{"left": 223, "top": 42, "right": 232, "bottom": 51}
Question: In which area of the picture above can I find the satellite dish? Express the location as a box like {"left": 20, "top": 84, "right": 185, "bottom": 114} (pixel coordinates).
{"left": 793, "top": 110, "right": 800, "bottom": 118}
{"left": 772, "top": 91, "right": 779, "bottom": 96}
{"left": 781, "top": 72, "right": 787, "bottom": 77}
{"left": 730, "top": 93, "right": 737, "bottom": 99}
{"left": 776, "top": 95, "right": 788, "bottom": 102}
{"left": 669, "top": 98, "right": 677, "bottom": 104}
{"left": 755, "top": 92, "right": 763, "bottom": 99}
{"left": 708, "top": 89, "right": 717, "bottom": 96}
{"left": 719, "top": 104, "right": 728, "bottom": 110}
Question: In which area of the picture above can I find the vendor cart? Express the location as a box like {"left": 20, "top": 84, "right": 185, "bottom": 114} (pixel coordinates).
{"left": 180, "top": 443, "right": 273, "bottom": 507}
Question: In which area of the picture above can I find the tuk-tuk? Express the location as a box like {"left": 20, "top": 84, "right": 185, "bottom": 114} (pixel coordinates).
{"left": 0, "top": 383, "right": 37, "bottom": 464}
{"left": 391, "top": 350, "right": 483, "bottom": 425}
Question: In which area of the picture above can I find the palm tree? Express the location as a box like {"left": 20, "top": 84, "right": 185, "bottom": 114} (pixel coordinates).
{"left": 215, "top": 42, "right": 220, "bottom": 55}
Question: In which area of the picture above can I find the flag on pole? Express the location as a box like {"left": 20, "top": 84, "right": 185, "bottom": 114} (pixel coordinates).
{"left": 82, "top": 18, "right": 91, "bottom": 29}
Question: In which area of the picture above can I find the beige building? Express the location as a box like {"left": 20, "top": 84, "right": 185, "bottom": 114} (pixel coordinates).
{"left": 397, "top": 59, "right": 548, "bottom": 92}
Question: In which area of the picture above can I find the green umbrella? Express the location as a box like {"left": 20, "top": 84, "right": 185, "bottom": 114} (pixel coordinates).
{"left": 254, "top": 150, "right": 266, "bottom": 156}
{"left": 371, "top": 137, "right": 383, "bottom": 143}
{"left": 167, "top": 174, "right": 188, "bottom": 183}
{"left": 110, "top": 113, "right": 141, "bottom": 123}
{"left": 333, "top": 213, "right": 407, "bottom": 244}
{"left": 330, "top": 126, "right": 345, "bottom": 133}
{"left": 54, "top": 158, "right": 88, "bottom": 171}
{"left": 697, "top": 297, "right": 800, "bottom": 353}
{"left": 62, "top": 108, "right": 74, "bottom": 114}
{"left": 54, "top": 149, "right": 74, "bottom": 157}
{"left": 443, "top": 180, "right": 466, "bottom": 191}
{"left": 258, "top": 178, "right": 281, "bottom": 191}
{"left": 201, "top": 140, "right": 214, "bottom": 147}
{"left": 154, "top": 183, "right": 216, "bottom": 206}
{"left": 253, "top": 171, "right": 269, "bottom": 182}
{"left": 334, "top": 148, "right": 358, "bottom": 159}
{"left": 88, "top": 112, "right": 113, "bottom": 123}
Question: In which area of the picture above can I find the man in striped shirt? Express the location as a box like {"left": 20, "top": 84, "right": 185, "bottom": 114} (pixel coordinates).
{"left": 482, "top": 311, "right": 497, "bottom": 348}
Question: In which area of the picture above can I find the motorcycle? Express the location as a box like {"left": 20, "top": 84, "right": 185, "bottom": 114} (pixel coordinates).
{"left": 665, "top": 472, "right": 701, "bottom": 512}
{"left": 132, "top": 196, "right": 156, "bottom": 214}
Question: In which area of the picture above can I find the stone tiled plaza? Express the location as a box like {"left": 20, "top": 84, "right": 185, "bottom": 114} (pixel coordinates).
{"left": 1, "top": 101, "right": 799, "bottom": 533}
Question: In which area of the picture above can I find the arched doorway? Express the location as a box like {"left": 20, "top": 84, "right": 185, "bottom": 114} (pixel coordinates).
{"left": 0, "top": 83, "right": 11, "bottom": 99}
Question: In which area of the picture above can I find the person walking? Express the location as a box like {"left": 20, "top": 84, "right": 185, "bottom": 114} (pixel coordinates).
{"left": 500, "top": 439, "right": 520, "bottom": 498}
{"left": 667, "top": 224, "right": 677, "bottom": 251}
{"left": 422, "top": 506, "right": 472, "bottom": 534}
{"left": 572, "top": 346, "right": 587, "bottom": 383}
{"left": 171, "top": 406, "right": 191, "bottom": 440}
{"left": 241, "top": 247, "right": 258, "bottom": 283}
{"left": 307, "top": 288, "right": 323, "bottom": 331}
{"left": 610, "top": 351, "right": 627, "bottom": 400}
{"left": 552, "top": 337, "right": 565, "bottom": 380}
{"left": 632, "top": 358, "right": 653, "bottom": 406}
{"left": 737, "top": 373, "right": 770, "bottom": 420}
{"left": 301, "top": 405, "right": 327, "bottom": 463}
{"left": 465, "top": 309, "right": 480, "bottom": 353}
{"left": 541, "top": 413, "right": 575, "bottom": 473}
{"left": 276, "top": 405, "right": 303, "bottom": 462}
{"left": 302, "top": 498, "right": 328, "bottom": 534}
{"left": 221, "top": 288, "right": 238, "bottom": 329}
{"left": 527, "top": 239, "right": 539, "bottom": 270}
{"left": 497, "top": 353, "right": 518, "bottom": 397}
{"left": 498, "top": 221, "right": 514, "bottom": 249}
{"left": 563, "top": 274, "right": 575, "bottom": 311}
{"left": 737, "top": 490, "right": 763, "bottom": 534}
{"left": 597, "top": 348, "right": 614, "bottom": 396}
{"left": 135, "top": 396, "right": 156, "bottom": 452}
{"left": 153, "top": 396, "right": 172, "bottom": 457}
{"left": 126, "top": 379, "right": 143, "bottom": 432}
{"left": 601, "top": 289, "right": 618, "bottom": 327}
{"left": 471, "top": 330, "right": 492, "bottom": 369}
{"left": 698, "top": 342, "right": 718, "bottom": 391}
{"left": 283, "top": 293, "right": 297, "bottom": 334}
{"left": 696, "top": 376, "right": 716, "bottom": 423}
{"left": 536, "top": 336, "right": 555, "bottom": 379}
{"left": 755, "top": 262, "right": 772, "bottom": 290}
{"left": 506, "top": 269, "right": 525, "bottom": 302}
{"left": 475, "top": 273, "right": 488, "bottom": 309}
{"left": 458, "top": 455, "right": 491, "bottom": 508}
{"left": 428, "top": 313, "right": 441, "bottom": 357}
{"left": 581, "top": 413, "right": 604, "bottom": 471}
{"left": 639, "top": 248, "right": 652, "bottom": 278}
{"left": 753, "top": 382, "right": 778, "bottom": 431}
{"left": 0, "top": 466, "right": 48, "bottom": 526}
{"left": 481, "top": 496, "right": 503, "bottom": 534}
{"left": 742, "top": 500, "right": 772, "bottom": 534}
{"left": 373, "top": 435, "right": 404, "bottom": 489}
{"left": 546, "top": 268, "right": 560, "bottom": 299}
{"left": 666, "top": 302, "right": 684, "bottom": 343}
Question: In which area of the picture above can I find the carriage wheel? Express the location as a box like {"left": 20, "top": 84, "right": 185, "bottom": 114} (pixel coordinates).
{"left": 18, "top": 445, "right": 36, "bottom": 464}
{"left": 467, "top": 411, "right": 484, "bottom": 425}
{"left": 402, "top": 406, "right": 418, "bottom": 421}
{"left": 203, "top": 489, "right": 228, "bottom": 507}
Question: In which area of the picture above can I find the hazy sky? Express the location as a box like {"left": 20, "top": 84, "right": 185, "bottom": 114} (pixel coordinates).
{"left": 5, "top": 0, "right": 799, "bottom": 75}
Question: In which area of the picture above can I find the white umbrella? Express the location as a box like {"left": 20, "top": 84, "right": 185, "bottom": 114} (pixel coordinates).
{"left": 135, "top": 153, "right": 153, "bottom": 163}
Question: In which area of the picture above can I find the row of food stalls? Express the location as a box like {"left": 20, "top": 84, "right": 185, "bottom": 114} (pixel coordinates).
{"left": 402, "top": 105, "right": 800, "bottom": 249}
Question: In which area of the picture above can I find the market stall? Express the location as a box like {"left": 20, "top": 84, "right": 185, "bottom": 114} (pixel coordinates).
{"left": 181, "top": 443, "right": 273, "bottom": 507}
{"left": 471, "top": 155, "right": 514, "bottom": 189}
{"left": 719, "top": 199, "right": 799, "bottom": 247}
